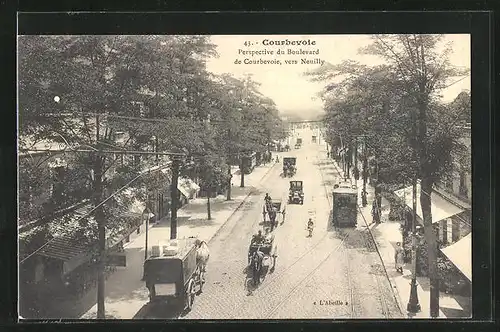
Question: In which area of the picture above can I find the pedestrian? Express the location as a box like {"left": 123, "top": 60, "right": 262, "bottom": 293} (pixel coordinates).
{"left": 372, "top": 200, "right": 380, "bottom": 224}
{"left": 361, "top": 189, "right": 368, "bottom": 206}
{"left": 353, "top": 167, "right": 359, "bottom": 181}
{"left": 394, "top": 242, "right": 404, "bottom": 273}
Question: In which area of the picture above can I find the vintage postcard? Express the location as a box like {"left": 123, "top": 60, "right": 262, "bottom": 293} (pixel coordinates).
{"left": 18, "top": 34, "right": 471, "bottom": 320}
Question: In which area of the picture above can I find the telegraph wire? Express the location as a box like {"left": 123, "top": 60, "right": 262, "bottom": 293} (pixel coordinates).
{"left": 19, "top": 163, "right": 173, "bottom": 264}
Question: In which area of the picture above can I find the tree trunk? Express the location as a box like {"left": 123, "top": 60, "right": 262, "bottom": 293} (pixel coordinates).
{"left": 421, "top": 177, "right": 439, "bottom": 317}
{"left": 354, "top": 139, "right": 358, "bottom": 170}
{"left": 93, "top": 157, "right": 106, "bottom": 319}
{"left": 226, "top": 163, "right": 232, "bottom": 200}
{"left": 240, "top": 157, "right": 245, "bottom": 188}
{"left": 207, "top": 190, "right": 212, "bottom": 220}
{"left": 346, "top": 145, "right": 351, "bottom": 179}
{"left": 417, "top": 83, "right": 439, "bottom": 317}
{"left": 170, "top": 159, "right": 180, "bottom": 240}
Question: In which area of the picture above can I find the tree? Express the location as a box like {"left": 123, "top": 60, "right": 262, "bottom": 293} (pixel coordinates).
{"left": 306, "top": 34, "right": 469, "bottom": 317}
{"left": 18, "top": 35, "right": 221, "bottom": 318}
{"left": 18, "top": 34, "right": 284, "bottom": 318}
{"left": 210, "top": 73, "right": 284, "bottom": 188}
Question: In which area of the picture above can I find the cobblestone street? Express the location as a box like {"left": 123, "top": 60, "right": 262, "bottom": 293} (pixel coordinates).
{"left": 139, "top": 137, "right": 403, "bottom": 319}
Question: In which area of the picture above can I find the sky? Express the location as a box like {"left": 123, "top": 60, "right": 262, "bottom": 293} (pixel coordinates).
{"left": 206, "top": 35, "right": 470, "bottom": 118}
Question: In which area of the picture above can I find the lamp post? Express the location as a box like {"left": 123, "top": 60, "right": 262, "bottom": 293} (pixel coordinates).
{"left": 407, "top": 179, "right": 421, "bottom": 313}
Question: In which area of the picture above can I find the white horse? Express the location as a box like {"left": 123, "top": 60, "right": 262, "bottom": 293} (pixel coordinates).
{"left": 195, "top": 239, "right": 210, "bottom": 272}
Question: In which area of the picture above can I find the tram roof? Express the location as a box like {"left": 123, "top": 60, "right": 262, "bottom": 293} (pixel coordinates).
{"left": 333, "top": 187, "right": 358, "bottom": 194}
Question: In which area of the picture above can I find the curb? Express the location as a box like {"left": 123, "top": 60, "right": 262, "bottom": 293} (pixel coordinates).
{"left": 330, "top": 159, "right": 407, "bottom": 317}
{"left": 206, "top": 163, "right": 278, "bottom": 244}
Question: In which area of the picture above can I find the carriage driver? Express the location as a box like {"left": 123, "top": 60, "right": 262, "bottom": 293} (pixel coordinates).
{"left": 251, "top": 230, "right": 265, "bottom": 245}
{"left": 264, "top": 193, "right": 272, "bottom": 203}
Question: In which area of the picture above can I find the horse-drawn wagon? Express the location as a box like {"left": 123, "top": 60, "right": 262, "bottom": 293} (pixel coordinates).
{"left": 247, "top": 233, "right": 277, "bottom": 287}
{"left": 142, "top": 238, "right": 209, "bottom": 312}
{"left": 283, "top": 157, "right": 297, "bottom": 177}
{"left": 288, "top": 180, "right": 304, "bottom": 204}
{"left": 262, "top": 199, "right": 286, "bottom": 230}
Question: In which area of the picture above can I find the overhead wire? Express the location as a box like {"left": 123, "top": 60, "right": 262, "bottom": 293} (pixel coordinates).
{"left": 19, "top": 163, "right": 172, "bottom": 264}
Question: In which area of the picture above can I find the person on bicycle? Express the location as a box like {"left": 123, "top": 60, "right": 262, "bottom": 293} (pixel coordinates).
{"left": 306, "top": 218, "right": 314, "bottom": 237}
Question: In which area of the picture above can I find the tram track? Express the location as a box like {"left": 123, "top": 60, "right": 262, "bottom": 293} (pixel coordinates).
{"left": 330, "top": 155, "right": 402, "bottom": 318}
{"left": 315, "top": 150, "right": 356, "bottom": 319}
{"left": 263, "top": 146, "right": 397, "bottom": 319}
{"left": 179, "top": 146, "right": 400, "bottom": 320}
{"left": 264, "top": 232, "right": 350, "bottom": 319}
{"left": 229, "top": 149, "right": 350, "bottom": 318}
{"left": 356, "top": 205, "right": 395, "bottom": 318}
{"left": 260, "top": 148, "right": 358, "bottom": 319}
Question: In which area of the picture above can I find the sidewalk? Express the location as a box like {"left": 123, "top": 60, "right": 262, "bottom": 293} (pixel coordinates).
{"left": 329, "top": 159, "right": 468, "bottom": 318}
{"left": 80, "top": 163, "right": 276, "bottom": 319}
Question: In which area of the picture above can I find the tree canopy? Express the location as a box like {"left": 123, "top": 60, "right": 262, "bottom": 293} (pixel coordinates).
{"left": 305, "top": 34, "right": 470, "bottom": 191}
{"left": 18, "top": 35, "right": 286, "bottom": 254}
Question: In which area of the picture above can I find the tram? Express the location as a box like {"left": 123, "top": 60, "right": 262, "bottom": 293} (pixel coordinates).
{"left": 332, "top": 181, "right": 358, "bottom": 227}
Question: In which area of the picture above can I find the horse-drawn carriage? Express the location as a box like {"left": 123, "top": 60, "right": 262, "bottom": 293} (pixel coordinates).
{"left": 283, "top": 157, "right": 297, "bottom": 177}
{"left": 142, "top": 238, "right": 209, "bottom": 312}
{"left": 262, "top": 199, "right": 286, "bottom": 230}
{"left": 288, "top": 180, "right": 304, "bottom": 204}
{"left": 247, "top": 233, "right": 278, "bottom": 287}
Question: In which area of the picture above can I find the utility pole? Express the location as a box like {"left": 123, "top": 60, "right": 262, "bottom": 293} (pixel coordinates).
{"left": 170, "top": 158, "right": 180, "bottom": 240}
{"left": 94, "top": 113, "right": 106, "bottom": 319}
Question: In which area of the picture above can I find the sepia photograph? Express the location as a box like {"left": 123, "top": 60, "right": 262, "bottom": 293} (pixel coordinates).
{"left": 18, "top": 34, "right": 472, "bottom": 320}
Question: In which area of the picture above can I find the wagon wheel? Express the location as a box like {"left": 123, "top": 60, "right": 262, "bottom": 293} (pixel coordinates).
{"left": 185, "top": 279, "right": 196, "bottom": 311}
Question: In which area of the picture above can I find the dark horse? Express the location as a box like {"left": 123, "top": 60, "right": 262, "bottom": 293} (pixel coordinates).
{"left": 268, "top": 209, "right": 278, "bottom": 231}
{"left": 265, "top": 201, "right": 278, "bottom": 231}
{"left": 249, "top": 248, "right": 264, "bottom": 286}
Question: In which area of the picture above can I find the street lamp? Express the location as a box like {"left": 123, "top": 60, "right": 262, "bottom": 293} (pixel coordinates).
{"left": 407, "top": 180, "right": 421, "bottom": 313}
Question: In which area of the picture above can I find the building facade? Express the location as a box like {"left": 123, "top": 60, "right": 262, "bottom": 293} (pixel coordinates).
{"left": 434, "top": 125, "right": 472, "bottom": 247}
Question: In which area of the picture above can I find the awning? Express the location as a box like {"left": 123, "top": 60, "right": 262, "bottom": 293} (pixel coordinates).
{"left": 440, "top": 233, "right": 472, "bottom": 282}
{"left": 178, "top": 177, "right": 200, "bottom": 198}
{"left": 38, "top": 236, "right": 90, "bottom": 262}
{"left": 394, "top": 183, "right": 464, "bottom": 224}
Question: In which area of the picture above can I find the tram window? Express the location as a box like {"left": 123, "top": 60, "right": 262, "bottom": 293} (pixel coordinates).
{"left": 335, "top": 195, "right": 351, "bottom": 206}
